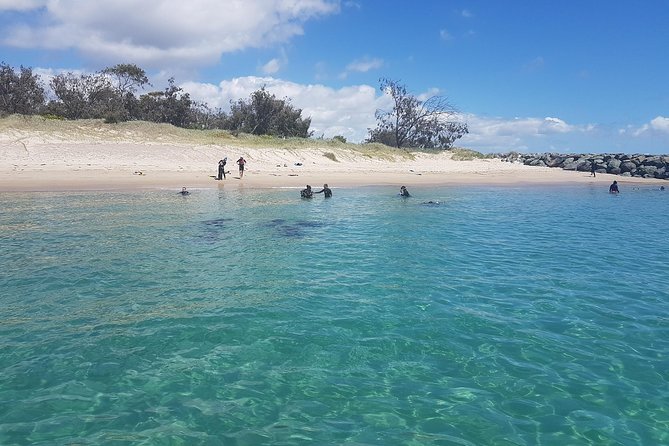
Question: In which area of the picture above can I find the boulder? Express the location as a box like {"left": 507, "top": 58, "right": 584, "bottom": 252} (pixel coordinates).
{"left": 620, "top": 161, "right": 637, "bottom": 173}
{"left": 636, "top": 165, "right": 658, "bottom": 177}
{"left": 607, "top": 159, "right": 622, "bottom": 170}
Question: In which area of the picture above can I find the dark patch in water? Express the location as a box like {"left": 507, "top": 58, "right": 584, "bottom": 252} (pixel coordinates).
{"left": 265, "top": 219, "right": 325, "bottom": 238}
{"left": 296, "top": 220, "right": 324, "bottom": 228}
{"left": 264, "top": 218, "right": 287, "bottom": 228}
{"left": 203, "top": 218, "right": 233, "bottom": 228}
{"left": 278, "top": 225, "right": 304, "bottom": 237}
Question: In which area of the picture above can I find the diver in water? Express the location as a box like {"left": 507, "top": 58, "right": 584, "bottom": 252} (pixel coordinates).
{"left": 315, "top": 183, "right": 332, "bottom": 198}
{"left": 399, "top": 186, "right": 411, "bottom": 197}
{"left": 609, "top": 181, "right": 619, "bottom": 194}
{"left": 300, "top": 185, "right": 313, "bottom": 198}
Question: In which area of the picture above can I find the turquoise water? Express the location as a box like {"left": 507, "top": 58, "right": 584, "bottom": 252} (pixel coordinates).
{"left": 1, "top": 185, "right": 668, "bottom": 445}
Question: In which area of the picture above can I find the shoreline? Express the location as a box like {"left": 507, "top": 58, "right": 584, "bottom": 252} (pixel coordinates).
{"left": 1, "top": 166, "right": 665, "bottom": 193}
{"left": 1, "top": 118, "right": 666, "bottom": 192}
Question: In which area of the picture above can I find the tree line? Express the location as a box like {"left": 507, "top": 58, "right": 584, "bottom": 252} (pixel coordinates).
{"left": 0, "top": 62, "right": 467, "bottom": 149}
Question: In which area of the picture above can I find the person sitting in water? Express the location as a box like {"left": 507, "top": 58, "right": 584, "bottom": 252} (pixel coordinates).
{"left": 179, "top": 186, "right": 190, "bottom": 195}
{"left": 609, "top": 180, "right": 619, "bottom": 194}
{"left": 315, "top": 183, "right": 332, "bottom": 198}
{"left": 399, "top": 186, "right": 411, "bottom": 197}
{"left": 300, "top": 185, "right": 313, "bottom": 198}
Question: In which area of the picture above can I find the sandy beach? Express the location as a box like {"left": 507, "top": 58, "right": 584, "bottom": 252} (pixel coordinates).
{"left": 1, "top": 116, "right": 665, "bottom": 192}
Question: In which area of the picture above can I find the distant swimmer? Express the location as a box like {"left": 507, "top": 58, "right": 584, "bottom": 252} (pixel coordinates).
{"left": 399, "top": 186, "right": 411, "bottom": 197}
{"left": 422, "top": 200, "right": 441, "bottom": 205}
{"left": 179, "top": 186, "right": 190, "bottom": 195}
{"left": 300, "top": 185, "right": 313, "bottom": 198}
{"left": 315, "top": 183, "right": 332, "bottom": 198}
{"left": 609, "top": 180, "right": 619, "bottom": 194}
{"left": 661, "top": 186, "right": 665, "bottom": 191}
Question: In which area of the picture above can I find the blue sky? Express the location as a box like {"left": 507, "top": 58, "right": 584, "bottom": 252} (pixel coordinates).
{"left": 1, "top": 0, "right": 668, "bottom": 154}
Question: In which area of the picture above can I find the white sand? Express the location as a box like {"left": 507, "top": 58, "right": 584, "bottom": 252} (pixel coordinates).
{"left": 0, "top": 117, "right": 664, "bottom": 191}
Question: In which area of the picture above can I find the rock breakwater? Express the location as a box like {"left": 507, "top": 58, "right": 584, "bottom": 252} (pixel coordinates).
{"left": 498, "top": 153, "right": 669, "bottom": 180}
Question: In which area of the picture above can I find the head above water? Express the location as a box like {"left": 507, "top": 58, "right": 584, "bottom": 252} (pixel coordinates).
{"left": 324, "top": 184, "right": 328, "bottom": 188}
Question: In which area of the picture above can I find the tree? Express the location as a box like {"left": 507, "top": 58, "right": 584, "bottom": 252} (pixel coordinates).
{"left": 367, "top": 78, "right": 468, "bottom": 149}
{"left": 101, "top": 64, "right": 150, "bottom": 121}
{"left": 101, "top": 63, "right": 149, "bottom": 96}
{"left": 225, "top": 87, "right": 312, "bottom": 138}
{"left": 47, "top": 72, "right": 120, "bottom": 120}
{"left": 138, "top": 78, "right": 193, "bottom": 127}
{"left": 0, "top": 63, "right": 45, "bottom": 115}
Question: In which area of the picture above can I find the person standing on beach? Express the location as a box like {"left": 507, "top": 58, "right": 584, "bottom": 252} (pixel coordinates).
{"left": 217, "top": 158, "right": 227, "bottom": 180}
{"left": 590, "top": 161, "right": 596, "bottom": 177}
{"left": 609, "top": 180, "right": 619, "bottom": 194}
{"left": 237, "top": 157, "right": 246, "bottom": 178}
{"left": 315, "top": 183, "right": 332, "bottom": 198}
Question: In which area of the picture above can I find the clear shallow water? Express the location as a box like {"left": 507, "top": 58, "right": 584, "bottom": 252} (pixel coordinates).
{"left": 1, "top": 185, "right": 668, "bottom": 445}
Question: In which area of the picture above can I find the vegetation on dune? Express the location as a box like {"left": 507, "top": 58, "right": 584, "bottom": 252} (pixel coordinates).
{"left": 0, "top": 62, "right": 469, "bottom": 155}
{"left": 366, "top": 78, "right": 469, "bottom": 150}
{"left": 0, "top": 114, "right": 415, "bottom": 161}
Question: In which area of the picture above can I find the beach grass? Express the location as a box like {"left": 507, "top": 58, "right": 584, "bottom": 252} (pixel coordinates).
{"left": 0, "top": 114, "right": 416, "bottom": 160}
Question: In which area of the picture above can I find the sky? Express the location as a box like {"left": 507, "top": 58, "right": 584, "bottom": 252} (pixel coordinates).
{"left": 1, "top": 0, "right": 668, "bottom": 154}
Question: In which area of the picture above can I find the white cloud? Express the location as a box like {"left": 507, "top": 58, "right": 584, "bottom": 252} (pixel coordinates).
{"left": 261, "top": 58, "right": 281, "bottom": 75}
{"left": 339, "top": 56, "right": 383, "bottom": 79}
{"left": 523, "top": 56, "right": 545, "bottom": 72}
{"left": 628, "top": 116, "right": 669, "bottom": 137}
{"left": 439, "top": 29, "right": 452, "bottom": 41}
{"left": 459, "top": 114, "right": 592, "bottom": 152}
{"left": 0, "top": 0, "right": 47, "bottom": 11}
{"left": 461, "top": 9, "right": 473, "bottom": 18}
{"left": 1, "top": 0, "right": 339, "bottom": 68}
{"left": 182, "top": 76, "right": 389, "bottom": 142}
{"left": 650, "top": 116, "right": 669, "bottom": 133}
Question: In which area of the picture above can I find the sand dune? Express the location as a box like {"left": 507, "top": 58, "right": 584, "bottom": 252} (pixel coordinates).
{"left": 0, "top": 116, "right": 663, "bottom": 191}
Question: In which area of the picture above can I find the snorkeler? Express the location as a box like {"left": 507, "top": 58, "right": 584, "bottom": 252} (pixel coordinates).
{"left": 315, "top": 183, "right": 332, "bottom": 198}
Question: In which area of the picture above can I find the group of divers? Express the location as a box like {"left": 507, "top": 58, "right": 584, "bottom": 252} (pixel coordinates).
{"left": 175, "top": 159, "right": 666, "bottom": 197}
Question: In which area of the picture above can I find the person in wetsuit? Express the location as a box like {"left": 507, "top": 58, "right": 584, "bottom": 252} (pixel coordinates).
{"left": 399, "top": 186, "right": 411, "bottom": 197}
{"left": 179, "top": 186, "right": 190, "bottom": 195}
{"left": 217, "top": 158, "right": 227, "bottom": 180}
{"left": 237, "top": 157, "right": 246, "bottom": 178}
{"left": 609, "top": 180, "right": 619, "bottom": 194}
{"left": 301, "top": 185, "right": 313, "bottom": 198}
{"left": 315, "top": 183, "right": 332, "bottom": 198}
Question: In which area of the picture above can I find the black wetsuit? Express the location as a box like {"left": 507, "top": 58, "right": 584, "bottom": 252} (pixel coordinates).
{"left": 316, "top": 187, "right": 332, "bottom": 198}
{"left": 218, "top": 161, "right": 226, "bottom": 180}
{"left": 301, "top": 188, "right": 313, "bottom": 198}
